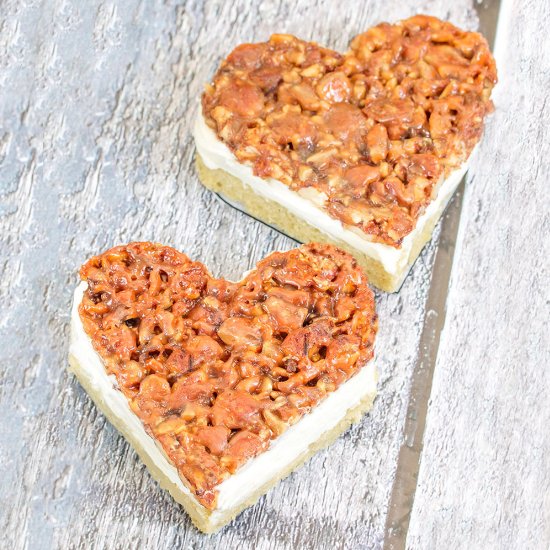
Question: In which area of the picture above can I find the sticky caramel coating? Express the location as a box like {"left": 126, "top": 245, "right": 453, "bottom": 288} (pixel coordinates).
{"left": 79, "top": 242, "right": 377, "bottom": 508}
{"left": 202, "top": 15, "right": 497, "bottom": 246}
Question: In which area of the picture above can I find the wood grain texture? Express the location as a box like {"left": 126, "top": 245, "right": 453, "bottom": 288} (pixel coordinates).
{"left": 407, "top": 1, "right": 550, "bottom": 548}
{"left": 0, "top": 1, "right": 545, "bottom": 549}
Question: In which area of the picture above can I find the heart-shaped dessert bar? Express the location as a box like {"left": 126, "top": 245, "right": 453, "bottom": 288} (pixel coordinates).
{"left": 196, "top": 15, "right": 497, "bottom": 291}
{"left": 72, "top": 242, "right": 377, "bottom": 531}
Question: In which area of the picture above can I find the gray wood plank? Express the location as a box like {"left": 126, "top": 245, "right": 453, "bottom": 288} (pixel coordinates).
{"left": 2, "top": 1, "right": 542, "bottom": 550}
{"left": 407, "top": 0, "right": 550, "bottom": 548}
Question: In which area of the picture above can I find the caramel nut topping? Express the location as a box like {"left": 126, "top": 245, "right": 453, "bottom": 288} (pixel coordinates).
{"left": 79, "top": 242, "right": 377, "bottom": 508}
{"left": 202, "top": 15, "right": 497, "bottom": 246}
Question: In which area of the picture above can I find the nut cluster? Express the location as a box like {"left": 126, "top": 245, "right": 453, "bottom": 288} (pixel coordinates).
{"left": 79, "top": 242, "right": 377, "bottom": 508}
{"left": 202, "top": 15, "right": 497, "bottom": 246}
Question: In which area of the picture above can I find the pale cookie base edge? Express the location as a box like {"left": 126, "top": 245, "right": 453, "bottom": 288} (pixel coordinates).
{"left": 68, "top": 353, "right": 376, "bottom": 534}
{"left": 196, "top": 154, "right": 460, "bottom": 293}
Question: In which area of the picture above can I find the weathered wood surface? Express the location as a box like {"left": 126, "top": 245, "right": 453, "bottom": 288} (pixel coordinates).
{"left": 407, "top": 1, "right": 550, "bottom": 548}
{"left": 0, "top": 1, "right": 546, "bottom": 549}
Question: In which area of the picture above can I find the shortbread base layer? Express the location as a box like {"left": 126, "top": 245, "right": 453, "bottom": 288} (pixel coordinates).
{"left": 196, "top": 154, "right": 463, "bottom": 292}
{"left": 69, "top": 353, "right": 375, "bottom": 533}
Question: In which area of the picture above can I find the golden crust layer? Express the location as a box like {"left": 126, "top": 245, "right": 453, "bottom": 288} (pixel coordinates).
{"left": 201, "top": 15, "right": 496, "bottom": 247}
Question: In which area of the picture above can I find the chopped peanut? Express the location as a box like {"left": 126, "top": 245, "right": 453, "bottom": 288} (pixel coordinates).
{"left": 202, "top": 15, "right": 497, "bottom": 247}
{"left": 79, "top": 242, "right": 377, "bottom": 508}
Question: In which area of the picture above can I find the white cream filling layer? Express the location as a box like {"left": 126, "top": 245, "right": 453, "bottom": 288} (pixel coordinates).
{"left": 194, "top": 114, "right": 470, "bottom": 276}
{"left": 70, "top": 282, "right": 377, "bottom": 516}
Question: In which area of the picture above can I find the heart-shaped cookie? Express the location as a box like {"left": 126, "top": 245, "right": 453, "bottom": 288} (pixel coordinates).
{"left": 201, "top": 15, "right": 496, "bottom": 247}
{"left": 76, "top": 242, "right": 377, "bottom": 511}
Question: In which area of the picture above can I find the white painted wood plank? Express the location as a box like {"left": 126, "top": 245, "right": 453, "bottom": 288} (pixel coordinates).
{"left": 407, "top": 0, "right": 550, "bottom": 548}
